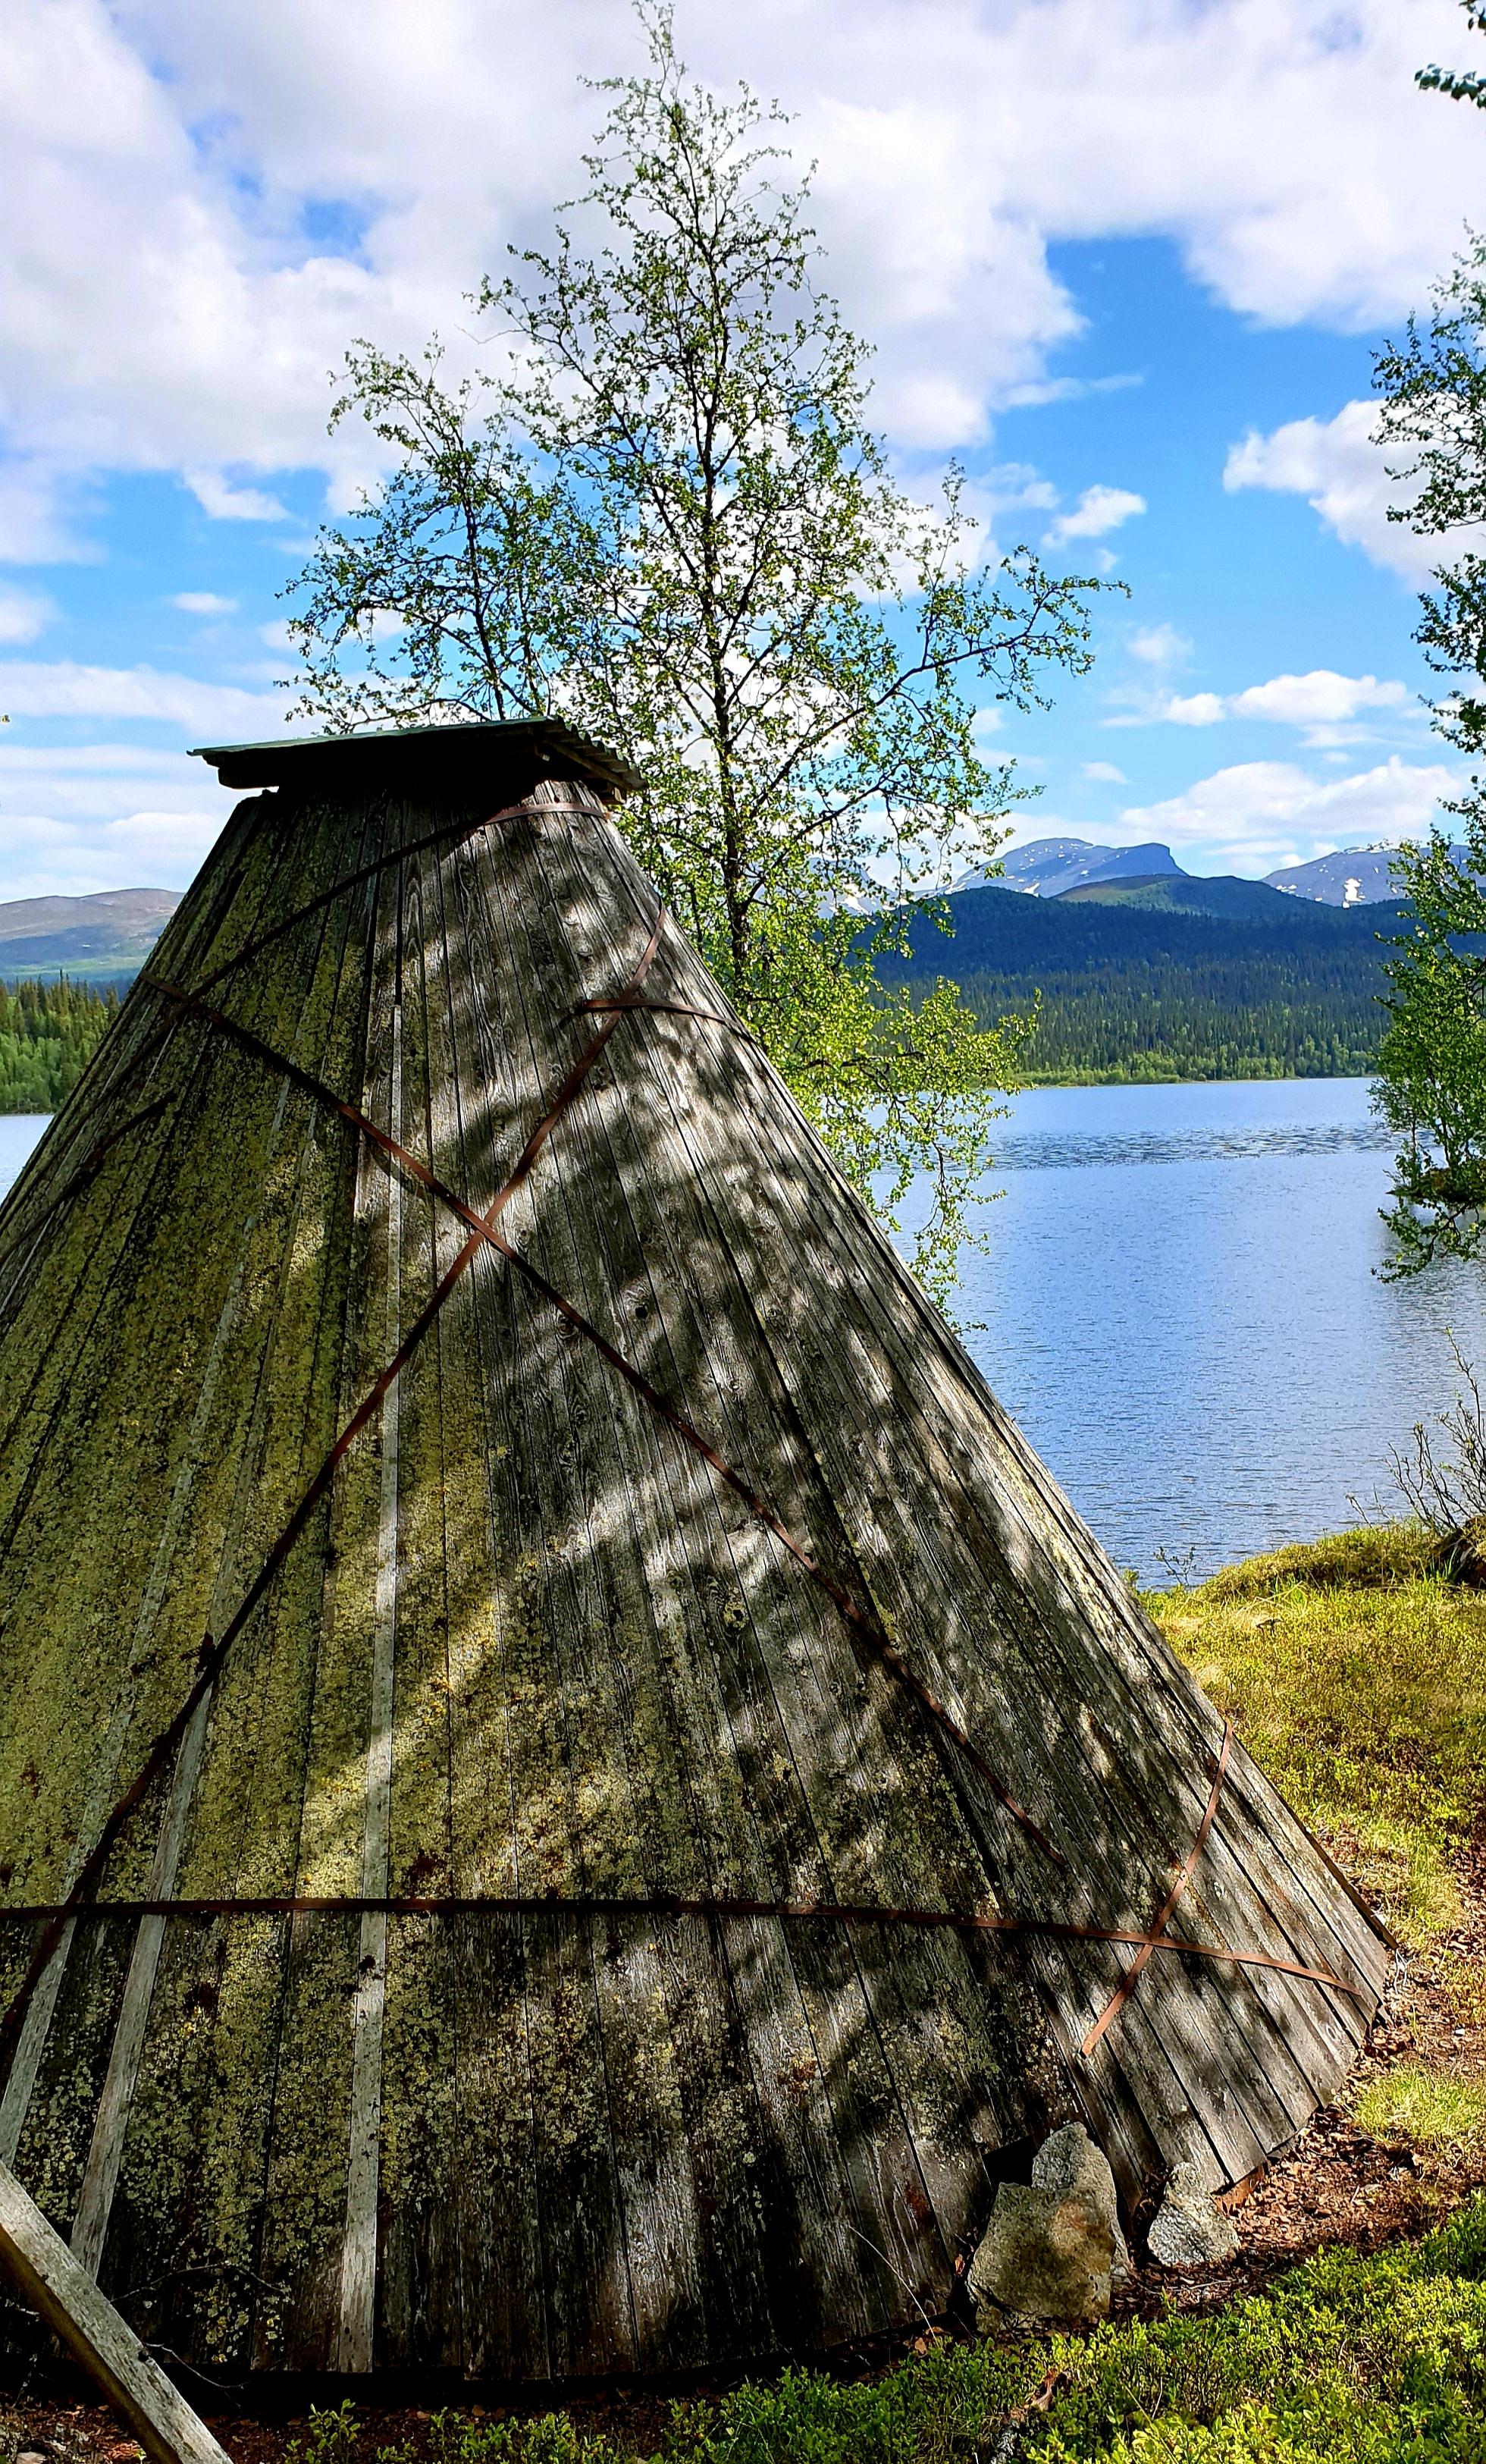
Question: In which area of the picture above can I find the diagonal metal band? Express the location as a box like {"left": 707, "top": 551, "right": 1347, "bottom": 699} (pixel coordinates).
{"left": 148, "top": 976, "right": 1062, "bottom": 1866}
{"left": 0, "top": 903, "right": 664, "bottom": 2097}
{"left": 1080, "top": 1720, "right": 1234, "bottom": 2057}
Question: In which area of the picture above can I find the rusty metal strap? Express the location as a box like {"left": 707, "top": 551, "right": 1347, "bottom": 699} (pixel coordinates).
{"left": 150, "top": 985, "right": 1060, "bottom": 1866}
{"left": 0, "top": 1890, "right": 1367, "bottom": 2005}
{"left": 1080, "top": 1719, "right": 1234, "bottom": 2057}
{"left": 0, "top": 909, "right": 664, "bottom": 2095}
{"left": 578, "top": 997, "right": 759, "bottom": 1045}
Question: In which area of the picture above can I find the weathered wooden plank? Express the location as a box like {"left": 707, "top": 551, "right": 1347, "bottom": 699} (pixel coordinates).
{"left": 334, "top": 990, "right": 402, "bottom": 2373}
{"left": 83, "top": 833, "right": 389, "bottom": 2360}
{"left": 0, "top": 2158, "right": 230, "bottom": 2464}
{"left": 249, "top": 828, "right": 404, "bottom": 2370}
{"left": 375, "top": 843, "right": 462, "bottom": 2370}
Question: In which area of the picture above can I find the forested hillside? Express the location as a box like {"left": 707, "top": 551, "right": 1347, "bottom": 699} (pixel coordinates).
{"left": 0, "top": 887, "right": 1400, "bottom": 1110}
{"left": 876, "top": 884, "right": 1399, "bottom": 1081}
{"left": 0, "top": 978, "right": 119, "bottom": 1113}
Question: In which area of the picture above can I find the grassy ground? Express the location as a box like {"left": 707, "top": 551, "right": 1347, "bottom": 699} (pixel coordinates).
{"left": 6, "top": 1528, "right": 1485, "bottom": 2463}
{"left": 1149, "top": 1525, "right": 1486, "bottom": 1954}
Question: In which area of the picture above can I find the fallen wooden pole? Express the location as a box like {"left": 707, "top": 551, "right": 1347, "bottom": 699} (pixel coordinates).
{"left": 0, "top": 2158, "right": 230, "bottom": 2464}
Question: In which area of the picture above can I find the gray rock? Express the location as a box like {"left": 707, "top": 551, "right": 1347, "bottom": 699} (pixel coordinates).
{"left": 968, "top": 2181, "right": 1114, "bottom": 2327}
{"left": 1146, "top": 2160, "right": 1240, "bottom": 2268}
{"left": 1030, "top": 2120, "right": 1132, "bottom": 2287}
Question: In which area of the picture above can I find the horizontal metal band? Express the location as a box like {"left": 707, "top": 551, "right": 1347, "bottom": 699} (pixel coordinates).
{"left": 0, "top": 1889, "right": 1368, "bottom": 2002}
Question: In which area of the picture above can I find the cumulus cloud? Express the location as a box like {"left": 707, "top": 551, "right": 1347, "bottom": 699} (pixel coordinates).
{"left": 0, "top": 736, "right": 239, "bottom": 898}
{"left": 173, "top": 591, "right": 237, "bottom": 615}
{"left": 0, "top": 461, "right": 96, "bottom": 563}
{"left": 1223, "top": 400, "right": 1474, "bottom": 583}
{"left": 0, "top": 0, "right": 1483, "bottom": 534}
{"left": 0, "top": 661, "right": 290, "bottom": 731}
{"left": 1042, "top": 484, "right": 1146, "bottom": 548}
{"left": 1127, "top": 668, "right": 1419, "bottom": 743}
{"left": 1128, "top": 623, "right": 1192, "bottom": 667}
{"left": 1118, "top": 754, "right": 1459, "bottom": 874}
{"left": 184, "top": 470, "right": 292, "bottom": 523}
{"left": 1230, "top": 669, "right": 1409, "bottom": 725}
{"left": 1081, "top": 759, "right": 1127, "bottom": 783}
{"left": 0, "top": 587, "right": 53, "bottom": 644}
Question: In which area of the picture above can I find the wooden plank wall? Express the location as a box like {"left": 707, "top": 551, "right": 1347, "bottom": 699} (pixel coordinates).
{"left": 0, "top": 775, "right": 1391, "bottom": 2384}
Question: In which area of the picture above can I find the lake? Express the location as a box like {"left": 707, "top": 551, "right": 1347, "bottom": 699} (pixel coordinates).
{"left": 5, "top": 1079, "right": 1484, "bottom": 1582}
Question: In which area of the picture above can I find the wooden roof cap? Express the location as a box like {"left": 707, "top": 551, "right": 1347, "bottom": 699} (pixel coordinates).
{"left": 191, "top": 714, "right": 641, "bottom": 801}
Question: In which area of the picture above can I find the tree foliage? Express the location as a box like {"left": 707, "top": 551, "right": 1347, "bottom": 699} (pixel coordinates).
{"left": 1371, "top": 223, "right": 1486, "bottom": 1268}
{"left": 1372, "top": 822, "right": 1486, "bottom": 1270}
{"left": 1418, "top": 1, "right": 1486, "bottom": 109}
{"left": 286, "top": 7, "right": 1105, "bottom": 1299}
{"left": 0, "top": 976, "right": 120, "bottom": 1113}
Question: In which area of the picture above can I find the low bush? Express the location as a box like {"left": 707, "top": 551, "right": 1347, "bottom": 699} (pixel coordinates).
{"left": 281, "top": 2200, "right": 1486, "bottom": 2464}
{"left": 1201, "top": 1523, "right": 1437, "bottom": 1596}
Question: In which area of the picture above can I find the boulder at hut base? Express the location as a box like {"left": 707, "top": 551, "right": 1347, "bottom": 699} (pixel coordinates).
{"left": 1146, "top": 2161, "right": 1240, "bottom": 2268}
{"left": 968, "top": 2167, "right": 1116, "bottom": 2328}
{"left": 1030, "top": 2121, "right": 1131, "bottom": 2288}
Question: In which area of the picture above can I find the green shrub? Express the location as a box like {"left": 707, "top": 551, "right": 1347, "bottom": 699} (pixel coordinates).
{"left": 1201, "top": 1524, "right": 1437, "bottom": 1597}
{"left": 284, "top": 2203, "right": 1486, "bottom": 2464}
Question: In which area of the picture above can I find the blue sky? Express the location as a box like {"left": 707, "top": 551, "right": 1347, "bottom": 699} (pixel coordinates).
{"left": 0, "top": 0, "right": 1478, "bottom": 902}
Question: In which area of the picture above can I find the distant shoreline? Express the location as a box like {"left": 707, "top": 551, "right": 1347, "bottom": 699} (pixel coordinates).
{"left": 1013, "top": 1065, "right": 1380, "bottom": 1089}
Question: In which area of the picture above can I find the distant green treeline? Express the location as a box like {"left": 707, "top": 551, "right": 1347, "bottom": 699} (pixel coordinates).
{"left": 951, "top": 966, "right": 1382, "bottom": 1081}
{"left": 0, "top": 890, "right": 1403, "bottom": 1114}
{"left": 876, "top": 885, "right": 1397, "bottom": 1083}
{"left": 0, "top": 978, "right": 119, "bottom": 1112}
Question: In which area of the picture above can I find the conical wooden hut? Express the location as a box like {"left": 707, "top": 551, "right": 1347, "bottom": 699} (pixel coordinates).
{"left": 0, "top": 720, "right": 1387, "bottom": 2384}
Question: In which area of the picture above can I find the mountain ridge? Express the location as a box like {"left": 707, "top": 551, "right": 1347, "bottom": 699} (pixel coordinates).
{"left": 0, "top": 886, "right": 181, "bottom": 981}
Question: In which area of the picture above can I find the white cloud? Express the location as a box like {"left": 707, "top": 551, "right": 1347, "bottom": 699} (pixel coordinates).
{"left": 1223, "top": 400, "right": 1478, "bottom": 583}
{"left": 1081, "top": 759, "right": 1127, "bottom": 783}
{"left": 0, "top": 739, "right": 239, "bottom": 898}
{"left": 173, "top": 590, "right": 237, "bottom": 615}
{"left": 258, "top": 617, "right": 295, "bottom": 651}
{"left": 0, "top": 1, "right": 1482, "bottom": 534}
{"left": 1230, "top": 669, "right": 1409, "bottom": 726}
{"left": 0, "top": 586, "right": 53, "bottom": 644}
{"left": 184, "top": 470, "right": 292, "bottom": 523}
{"left": 0, "top": 460, "right": 96, "bottom": 563}
{"left": 0, "top": 661, "right": 290, "bottom": 731}
{"left": 1163, "top": 692, "right": 1227, "bottom": 727}
{"left": 1129, "top": 623, "right": 1191, "bottom": 667}
{"left": 1119, "top": 754, "right": 1460, "bottom": 874}
{"left": 1043, "top": 484, "right": 1146, "bottom": 548}
{"left": 1143, "top": 667, "right": 1418, "bottom": 743}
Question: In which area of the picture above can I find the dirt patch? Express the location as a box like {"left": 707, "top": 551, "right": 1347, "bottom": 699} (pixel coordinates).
{"left": 1111, "top": 1828, "right": 1486, "bottom": 2321}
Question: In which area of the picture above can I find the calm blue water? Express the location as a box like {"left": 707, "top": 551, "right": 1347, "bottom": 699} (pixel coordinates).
{"left": 915, "top": 1077, "right": 1486, "bottom": 1580}
{"left": 5, "top": 1083, "right": 1485, "bottom": 1582}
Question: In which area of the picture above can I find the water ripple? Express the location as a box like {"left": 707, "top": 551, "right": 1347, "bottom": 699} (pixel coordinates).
{"left": 992, "top": 1119, "right": 1395, "bottom": 1172}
